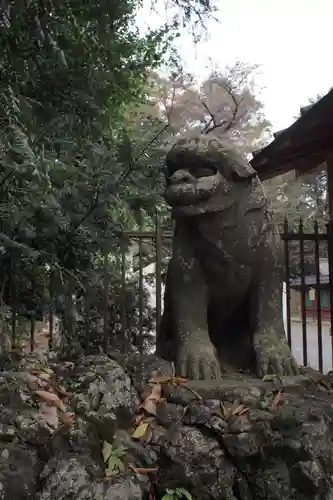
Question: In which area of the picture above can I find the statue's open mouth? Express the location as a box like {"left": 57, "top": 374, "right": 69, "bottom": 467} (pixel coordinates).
{"left": 164, "top": 173, "right": 220, "bottom": 207}
{"left": 164, "top": 169, "right": 234, "bottom": 217}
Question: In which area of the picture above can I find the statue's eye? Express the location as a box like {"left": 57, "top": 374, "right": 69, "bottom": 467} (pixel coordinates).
{"left": 189, "top": 161, "right": 216, "bottom": 178}
{"left": 165, "top": 159, "right": 179, "bottom": 176}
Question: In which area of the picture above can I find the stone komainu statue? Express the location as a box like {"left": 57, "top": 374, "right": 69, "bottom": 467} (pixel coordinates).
{"left": 156, "top": 135, "right": 298, "bottom": 380}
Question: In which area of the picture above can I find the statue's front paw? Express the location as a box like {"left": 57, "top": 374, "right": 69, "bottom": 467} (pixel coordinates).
{"left": 254, "top": 332, "right": 299, "bottom": 377}
{"left": 176, "top": 343, "right": 221, "bottom": 380}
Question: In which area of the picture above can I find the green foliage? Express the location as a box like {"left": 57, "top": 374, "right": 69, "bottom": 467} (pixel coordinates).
{"left": 102, "top": 441, "right": 126, "bottom": 474}
{"left": 0, "top": 0, "right": 175, "bottom": 351}
{"left": 161, "top": 487, "right": 193, "bottom": 500}
{"left": 0, "top": 0, "right": 260, "bottom": 357}
{"left": 1, "top": 0, "right": 168, "bottom": 137}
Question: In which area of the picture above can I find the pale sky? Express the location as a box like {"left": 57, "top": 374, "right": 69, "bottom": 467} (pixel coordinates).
{"left": 138, "top": 0, "right": 333, "bottom": 132}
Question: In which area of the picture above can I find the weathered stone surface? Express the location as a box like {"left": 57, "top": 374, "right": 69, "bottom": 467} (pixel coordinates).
{"left": 0, "top": 354, "right": 333, "bottom": 499}
{"left": 124, "top": 354, "right": 175, "bottom": 394}
{"left": 157, "top": 426, "right": 237, "bottom": 500}
{"left": 154, "top": 372, "right": 333, "bottom": 500}
{"left": 157, "top": 134, "right": 298, "bottom": 380}
{"left": 70, "top": 354, "right": 140, "bottom": 442}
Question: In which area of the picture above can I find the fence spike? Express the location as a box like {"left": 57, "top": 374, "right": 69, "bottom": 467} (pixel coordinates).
{"left": 283, "top": 216, "right": 289, "bottom": 234}
{"left": 299, "top": 218, "right": 304, "bottom": 232}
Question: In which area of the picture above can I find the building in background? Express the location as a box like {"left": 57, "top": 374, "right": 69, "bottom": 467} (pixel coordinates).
{"left": 289, "top": 258, "right": 330, "bottom": 321}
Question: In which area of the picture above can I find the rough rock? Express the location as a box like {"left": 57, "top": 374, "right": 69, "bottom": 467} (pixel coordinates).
{"left": 1, "top": 353, "right": 333, "bottom": 499}
{"left": 70, "top": 354, "right": 139, "bottom": 442}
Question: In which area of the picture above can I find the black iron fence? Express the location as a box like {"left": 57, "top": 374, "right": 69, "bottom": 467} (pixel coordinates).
{"left": 116, "top": 215, "right": 172, "bottom": 355}
{"left": 282, "top": 219, "right": 333, "bottom": 372}
{"left": 2, "top": 215, "right": 333, "bottom": 374}
{"left": 119, "top": 217, "right": 333, "bottom": 373}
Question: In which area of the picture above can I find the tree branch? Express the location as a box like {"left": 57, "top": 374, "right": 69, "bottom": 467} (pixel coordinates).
{"left": 72, "top": 124, "right": 169, "bottom": 232}
{"left": 203, "top": 83, "right": 242, "bottom": 134}
{"left": 202, "top": 100, "right": 217, "bottom": 133}
{"left": 222, "top": 84, "right": 240, "bottom": 132}
{"left": 165, "top": 76, "right": 177, "bottom": 134}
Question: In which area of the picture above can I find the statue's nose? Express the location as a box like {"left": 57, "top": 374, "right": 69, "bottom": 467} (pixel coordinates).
{"left": 169, "top": 169, "right": 195, "bottom": 184}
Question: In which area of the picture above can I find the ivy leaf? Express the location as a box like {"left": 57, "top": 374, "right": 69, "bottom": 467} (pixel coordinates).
{"left": 111, "top": 446, "right": 126, "bottom": 458}
{"left": 102, "top": 441, "right": 113, "bottom": 463}
{"left": 107, "top": 454, "right": 125, "bottom": 473}
{"left": 176, "top": 488, "right": 193, "bottom": 500}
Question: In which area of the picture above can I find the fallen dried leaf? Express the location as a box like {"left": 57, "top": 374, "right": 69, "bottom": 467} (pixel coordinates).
{"left": 59, "top": 411, "right": 75, "bottom": 427}
{"left": 129, "top": 464, "right": 157, "bottom": 474}
{"left": 148, "top": 375, "right": 189, "bottom": 384}
{"left": 271, "top": 389, "right": 283, "bottom": 409}
{"left": 231, "top": 404, "right": 249, "bottom": 416}
{"left": 318, "top": 377, "right": 332, "bottom": 390}
{"left": 132, "top": 422, "right": 149, "bottom": 440}
{"left": 238, "top": 406, "right": 250, "bottom": 416}
{"left": 145, "top": 425, "right": 153, "bottom": 443}
{"left": 132, "top": 413, "right": 144, "bottom": 427}
{"left": 36, "top": 378, "right": 49, "bottom": 388}
{"left": 39, "top": 403, "right": 58, "bottom": 429}
{"left": 145, "top": 416, "right": 157, "bottom": 423}
{"left": 223, "top": 408, "right": 233, "bottom": 420}
{"left": 38, "top": 373, "right": 52, "bottom": 382}
{"left": 175, "top": 405, "right": 189, "bottom": 425}
{"left": 172, "top": 376, "right": 190, "bottom": 384}
{"left": 35, "top": 390, "right": 66, "bottom": 412}
{"left": 30, "top": 370, "right": 41, "bottom": 376}
{"left": 220, "top": 401, "right": 227, "bottom": 418}
{"left": 140, "top": 386, "right": 153, "bottom": 401}
{"left": 179, "top": 384, "right": 203, "bottom": 402}
{"left": 220, "top": 400, "right": 248, "bottom": 420}
{"left": 54, "top": 385, "right": 73, "bottom": 399}
{"left": 140, "top": 384, "right": 162, "bottom": 416}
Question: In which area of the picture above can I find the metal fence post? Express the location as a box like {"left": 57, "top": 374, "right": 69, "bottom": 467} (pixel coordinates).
{"left": 326, "top": 220, "right": 333, "bottom": 368}
{"left": 283, "top": 217, "right": 292, "bottom": 348}
{"left": 155, "top": 212, "right": 162, "bottom": 333}
{"left": 314, "top": 220, "right": 323, "bottom": 372}
{"left": 103, "top": 249, "right": 109, "bottom": 353}
{"left": 120, "top": 236, "right": 127, "bottom": 354}
{"left": 298, "top": 218, "right": 308, "bottom": 366}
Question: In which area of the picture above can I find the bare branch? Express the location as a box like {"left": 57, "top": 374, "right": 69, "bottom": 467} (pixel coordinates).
{"left": 165, "top": 77, "right": 177, "bottom": 134}
{"left": 201, "top": 100, "right": 217, "bottom": 133}
{"left": 203, "top": 82, "right": 243, "bottom": 135}
{"left": 222, "top": 84, "right": 240, "bottom": 132}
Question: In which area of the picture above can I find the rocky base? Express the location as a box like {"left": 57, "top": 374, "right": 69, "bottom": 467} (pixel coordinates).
{"left": 1, "top": 352, "right": 333, "bottom": 499}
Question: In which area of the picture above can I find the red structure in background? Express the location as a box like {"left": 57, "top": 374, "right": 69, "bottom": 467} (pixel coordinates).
{"left": 251, "top": 93, "right": 333, "bottom": 372}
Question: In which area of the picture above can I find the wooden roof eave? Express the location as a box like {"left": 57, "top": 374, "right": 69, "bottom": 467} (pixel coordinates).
{"left": 250, "top": 88, "right": 333, "bottom": 180}
{"left": 255, "top": 148, "right": 330, "bottom": 181}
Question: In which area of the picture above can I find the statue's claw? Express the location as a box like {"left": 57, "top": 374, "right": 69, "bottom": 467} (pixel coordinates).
{"left": 176, "top": 343, "right": 221, "bottom": 380}
{"left": 254, "top": 331, "right": 299, "bottom": 377}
